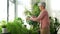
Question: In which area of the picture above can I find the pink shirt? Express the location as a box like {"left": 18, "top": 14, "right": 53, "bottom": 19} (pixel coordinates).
{"left": 30, "top": 9, "right": 50, "bottom": 29}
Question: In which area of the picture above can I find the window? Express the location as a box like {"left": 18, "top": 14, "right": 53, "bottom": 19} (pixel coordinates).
{"left": 0, "top": 0, "right": 7, "bottom": 21}
{"left": 9, "top": 0, "right": 31, "bottom": 22}
{"left": 9, "top": 1, "right": 15, "bottom": 21}
{"left": 17, "top": 0, "right": 31, "bottom": 19}
{"left": 17, "top": 0, "right": 31, "bottom": 29}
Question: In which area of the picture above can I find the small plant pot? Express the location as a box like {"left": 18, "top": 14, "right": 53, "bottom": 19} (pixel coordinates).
{"left": 2, "top": 25, "right": 8, "bottom": 33}
{"left": 2, "top": 28, "right": 8, "bottom": 33}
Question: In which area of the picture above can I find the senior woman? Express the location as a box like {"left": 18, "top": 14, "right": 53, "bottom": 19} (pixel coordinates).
{"left": 27, "top": 2, "right": 50, "bottom": 34}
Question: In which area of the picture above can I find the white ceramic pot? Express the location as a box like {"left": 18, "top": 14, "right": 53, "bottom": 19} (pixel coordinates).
{"left": 2, "top": 28, "right": 8, "bottom": 33}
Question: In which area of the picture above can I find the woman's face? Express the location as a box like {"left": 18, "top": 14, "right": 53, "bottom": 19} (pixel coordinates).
{"left": 39, "top": 5, "right": 43, "bottom": 11}
{"left": 39, "top": 6, "right": 42, "bottom": 11}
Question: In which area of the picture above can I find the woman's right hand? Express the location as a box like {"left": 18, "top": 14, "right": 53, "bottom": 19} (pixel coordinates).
{"left": 26, "top": 17, "right": 30, "bottom": 20}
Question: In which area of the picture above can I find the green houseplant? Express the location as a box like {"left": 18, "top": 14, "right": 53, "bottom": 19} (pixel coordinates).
{"left": 0, "top": 26, "right": 2, "bottom": 34}
{"left": 49, "top": 17, "right": 55, "bottom": 34}
{"left": 6, "top": 18, "right": 29, "bottom": 34}
{"left": 1, "top": 20, "right": 9, "bottom": 34}
{"left": 54, "top": 18, "right": 60, "bottom": 34}
{"left": 49, "top": 17, "right": 60, "bottom": 34}
{"left": 24, "top": 2, "right": 40, "bottom": 34}
{"left": 0, "top": 17, "right": 41, "bottom": 34}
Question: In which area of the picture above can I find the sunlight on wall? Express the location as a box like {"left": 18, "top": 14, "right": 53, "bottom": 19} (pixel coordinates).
{"left": 50, "top": 0, "right": 60, "bottom": 21}
{"left": 50, "top": 0, "right": 60, "bottom": 10}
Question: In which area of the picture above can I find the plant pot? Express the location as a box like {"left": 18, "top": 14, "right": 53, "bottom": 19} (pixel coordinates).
{"left": 2, "top": 28, "right": 8, "bottom": 33}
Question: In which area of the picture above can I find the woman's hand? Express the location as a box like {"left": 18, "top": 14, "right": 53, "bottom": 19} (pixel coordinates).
{"left": 26, "top": 16, "right": 36, "bottom": 21}
{"left": 26, "top": 17, "right": 30, "bottom": 20}
{"left": 31, "top": 16, "right": 36, "bottom": 18}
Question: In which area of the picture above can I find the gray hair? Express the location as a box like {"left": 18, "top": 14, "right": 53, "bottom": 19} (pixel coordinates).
{"left": 38, "top": 2, "right": 46, "bottom": 8}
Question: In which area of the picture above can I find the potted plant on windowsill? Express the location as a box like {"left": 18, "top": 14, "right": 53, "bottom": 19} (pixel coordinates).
{"left": 2, "top": 25, "right": 8, "bottom": 34}
{"left": 1, "top": 20, "right": 8, "bottom": 34}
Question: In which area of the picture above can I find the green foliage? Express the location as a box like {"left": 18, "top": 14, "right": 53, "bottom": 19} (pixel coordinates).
{"left": 0, "top": 17, "right": 40, "bottom": 34}
{"left": 32, "top": 3, "right": 40, "bottom": 17}
{"left": 0, "top": 18, "right": 28, "bottom": 34}
{"left": 28, "top": 30, "right": 38, "bottom": 34}
{"left": 54, "top": 18, "right": 60, "bottom": 31}
{"left": 49, "top": 17, "right": 60, "bottom": 34}
{"left": 24, "top": 2, "right": 40, "bottom": 34}
{"left": 54, "top": 18, "right": 60, "bottom": 34}
{"left": 49, "top": 17, "right": 55, "bottom": 34}
{"left": 24, "top": 3, "right": 40, "bottom": 17}
{"left": 24, "top": 2, "right": 40, "bottom": 31}
{"left": 14, "top": 17, "right": 24, "bottom": 24}
{"left": 0, "top": 17, "right": 60, "bottom": 34}
{"left": 6, "top": 23, "right": 29, "bottom": 34}
{"left": 24, "top": 9, "right": 32, "bottom": 16}
{"left": 6, "top": 18, "right": 28, "bottom": 34}
{"left": 0, "top": 26, "right": 2, "bottom": 34}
